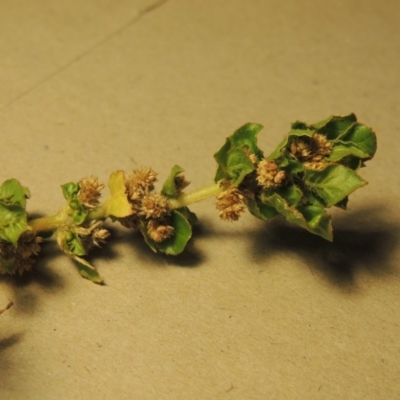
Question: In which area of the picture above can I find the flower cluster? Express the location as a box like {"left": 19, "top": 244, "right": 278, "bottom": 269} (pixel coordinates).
{"left": 78, "top": 176, "right": 104, "bottom": 209}
{"left": 122, "top": 167, "right": 175, "bottom": 242}
{"left": 0, "top": 231, "right": 43, "bottom": 275}
{"left": 256, "top": 160, "right": 286, "bottom": 189}
{"left": 216, "top": 186, "right": 246, "bottom": 221}
{"left": 289, "top": 133, "right": 333, "bottom": 169}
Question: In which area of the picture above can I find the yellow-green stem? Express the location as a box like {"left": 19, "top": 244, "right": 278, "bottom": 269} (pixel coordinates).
{"left": 28, "top": 208, "right": 70, "bottom": 232}
{"left": 169, "top": 183, "right": 223, "bottom": 209}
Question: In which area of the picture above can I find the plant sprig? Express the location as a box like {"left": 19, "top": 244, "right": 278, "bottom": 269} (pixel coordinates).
{"left": 0, "top": 114, "right": 376, "bottom": 283}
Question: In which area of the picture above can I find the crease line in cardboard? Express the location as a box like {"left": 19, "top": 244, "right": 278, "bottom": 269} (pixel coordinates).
{"left": 0, "top": 0, "right": 169, "bottom": 113}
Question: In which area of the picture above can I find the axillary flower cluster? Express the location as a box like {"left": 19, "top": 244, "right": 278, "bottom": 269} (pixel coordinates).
{"left": 0, "top": 114, "right": 376, "bottom": 283}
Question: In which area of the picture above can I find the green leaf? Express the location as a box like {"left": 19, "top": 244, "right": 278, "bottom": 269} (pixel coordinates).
{"left": 0, "top": 203, "right": 30, "bottom": 245}
{"left": 312, "top": 114, "right": 357, "bottom": 140}
{"left": 229, "top": 123, "right": 264, "bottom": 159}
{"left": 61, "top": 182, "right": 79, "bottom": 201}
{"left": 69, "top": 199, "right": 88, "bottom": 225}
{"left": 139, "top": 222, "right": 158, "bottom": 253}
{"left": 275, "top": 184, "right": 303, "bottom": 207}
{"left": 304, "top": 165, "right": 367, "bottom": 207}
{"left": 104, "top": 170, "right": 133, "bottom": 218}
{"left": 0, "top": 179, "right": 30, "bottom": 207}
{"left": 73, "top": 256, "right": 104, "bottom": 284}
{"left": 225, "top": 149, "right": 255, "bottom": 185}
{"left": 214, "top": 139, "right": 231, "bottom": 182}
{"left": 267, "top": 128, "right": 314, "bottom": 160}
{"left": 329, "top": 143, "right": 371, "bottom": 162}
{"left": 64, "top": 229, "right": 87, "bottom": 256}
{"left": 261, "top": 192, "right": 333, "bottom": 241}
{"left": 155, "top": 210, "right": 192, "bottom": 255}
{"left": 60, "top": 182, "right": 88, "bottom": 224}
{"left": 247, "top": 198, "right": 278, "bottom": 221}
{"left": 339, "top": 122, "right": 377, "bottom": 158}
{"left": 214, "top": 123, "right": 263, "bottom": 184}
{"left": 297, "top": 205, "right": 333, "bottom": 241}
{"left": 329, "top": 123, "right": 377, "bottom": 162}
{"left": 176, "top": 206, "right": 198, "bottom": 226}
{"left": 162, "top": 165, "right": 185, "bottom": 198}
{"left": 215, "top": 147, "right": 254, "bottom": 185}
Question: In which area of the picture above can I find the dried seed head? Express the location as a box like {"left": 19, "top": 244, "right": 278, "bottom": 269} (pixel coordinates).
{"left": 118, "top": 215, "right": 140, "bottom": 230}
{"left": 139, "top": 193, "right": 171, "bottom": 219}
{"left": 125, "top": 167, "right": 158, "bottom": 202}
{"left": 147, "top": 219, "right": 174, "bottom": 242}
{"left": 78, "top": 176, "right": 104, "bottom": 208}
{"left": 289, "top": 134, "right": 332, "bottom": 164}
{"left": 216, "top": 187, "right": 246, "bottom": 221}
{"left": 242, "top": 148, "right": 258, "bottom": 165}
{"left": 311, "top": 133, "right": 332, "bottom": 161}
{"left": 174, "top": 175, "right": 190, "bottom": 192}
{"left": 0, "top": 232, "right": 43, "bottom": 275}
{"left": 290, "top": 138, "right": 312, "bottom": 160}
{"left": 249, "top": 153, "right": 258, "bottom": 165}
{"left": 256, "top": 160, "right": 286, "bottom": 189}
{"left": 75, "top": 221, "right": 110, "bottom": 250}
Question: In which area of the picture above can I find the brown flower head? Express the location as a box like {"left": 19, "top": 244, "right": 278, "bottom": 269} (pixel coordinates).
{"left": 216, "top": 187, "right": 246, "bottom": 221}
{"left": 147, "top": 219, "right": 174, "bottom": 242}
{"left": 75, "top": 221, "right": 110, "bottom": 251}
{"left": 174, "top": 175, "right": 190, "bottom": 193}
{"left": 256, "top": 160, "right": 286, "bottom": 189}
{"left": 125, "top": 167, "right": 157, "bottom": 202}
{"left": 78, "top": 176, "right": 104, "bottom": 208}
{"left": 139, "top": 193, "right": 171, "bottom": 219}
{"left": 289, "top": 134, "right": 332, "bottom": 166}
{"left": 0, "top": 231, "right": 43, "bottom": 275}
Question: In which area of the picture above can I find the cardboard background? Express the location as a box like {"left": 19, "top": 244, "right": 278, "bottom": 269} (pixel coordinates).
{"left": 1, "top": 0, "right": 399, "bottom": 398}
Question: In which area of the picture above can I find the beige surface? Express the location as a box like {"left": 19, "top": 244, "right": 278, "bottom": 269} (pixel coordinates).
{"left": 1, "top": 0, "right": 399, "bottom": 399}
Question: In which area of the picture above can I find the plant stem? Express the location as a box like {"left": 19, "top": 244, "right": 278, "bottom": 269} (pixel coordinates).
{"left": 28, "top": 208, "right": 70, "bottom": 232}
{"left": 169, "top": 182, "right": 223, "bottom": 209}
{"left": 86, "top": 203, "right": 108, "bottom": 221}
{"left": 28, "top": 183, "right": 223, "bottom": 233}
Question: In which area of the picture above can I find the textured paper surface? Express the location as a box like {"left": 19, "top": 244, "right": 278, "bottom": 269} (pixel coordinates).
{"left": 1, "top": 0, "right": 399, "bottom": 399}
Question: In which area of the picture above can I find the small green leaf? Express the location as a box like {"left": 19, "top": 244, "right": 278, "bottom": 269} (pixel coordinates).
{"left": 156, "top": 210, "right": 192, "bottom": 255}
{"left": 304, "top": 165, "right": 367, "bottom": 207}
{"left": 229, "top": 123, "right": 264, "bottom": 159}
{"left": 214, "top": 139, "right": 231, "bottom": 182}
{"left": 61, "top": 182, "right": 79, "bottom": 201}
{"left": 162, "top": 165, "right": 185, "bottom": 198}
{"left": 0, "top": 203, "right": 30, "bottom": 245}
{"left": 104, "top": 171, "right": 133, "bottom": 218}
{"left": 73, "top": 256, "right": 104, "bottom": 284}
{"left": 64, "top": 229, "right": 87, "bottom": 256}
{"left": 0, "top": 179, "right": 30, "bottom": 207}
{"left": 247, "top": 198, "right": 278, "bottom": 221}
{"left": 69, "top": 199, "right": 88, "bottom": 225}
